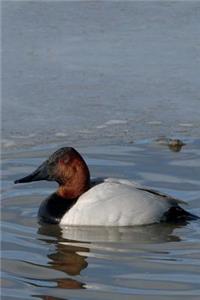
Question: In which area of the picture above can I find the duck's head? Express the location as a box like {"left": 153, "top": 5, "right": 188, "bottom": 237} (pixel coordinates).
{"left": 15, "top": 147, "right": 90, "bottom": 199}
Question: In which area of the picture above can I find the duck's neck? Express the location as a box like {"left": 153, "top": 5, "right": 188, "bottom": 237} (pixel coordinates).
{"left": 57, "top": 160, "right": 90, "bottom": 199}
{"left": 38, "top": 193, "right": 77, "bottom": 224}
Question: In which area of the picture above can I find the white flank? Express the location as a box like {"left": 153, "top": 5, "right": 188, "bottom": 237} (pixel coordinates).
{"left": 60, "top": 178, "right": 181, "bottom": 226}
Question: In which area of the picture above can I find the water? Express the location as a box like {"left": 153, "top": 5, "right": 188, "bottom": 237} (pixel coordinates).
{"left": 2, "top": 141, "right": 200, "bottom": 300}
{"left": 2, "top": 1, "right": 200, "bottom": 148}
{"left": 1, "top": 1, "right": 200, "bottom": 300}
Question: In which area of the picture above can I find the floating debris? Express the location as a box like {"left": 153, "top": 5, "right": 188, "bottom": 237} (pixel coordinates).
{"left": 156, "top": 137, "right": 185, "bottom": 152}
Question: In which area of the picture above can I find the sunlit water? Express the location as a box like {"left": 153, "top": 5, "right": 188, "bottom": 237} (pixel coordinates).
{"left": 1, "top": 140, "right": 200, "bottom": 300}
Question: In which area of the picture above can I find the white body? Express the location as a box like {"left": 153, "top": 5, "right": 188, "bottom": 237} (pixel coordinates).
{"left": 60, "top": 178, "right": 185, "bottom": 226}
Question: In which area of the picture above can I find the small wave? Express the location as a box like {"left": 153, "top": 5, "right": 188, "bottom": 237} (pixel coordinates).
{"left": 97, "top": 119, "right": 127, "bottom": 129}
{"left": 1, "top": 139, "right": 17, "bottom": 148}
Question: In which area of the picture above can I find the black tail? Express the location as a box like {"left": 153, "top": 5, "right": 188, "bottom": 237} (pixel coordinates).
{"left": 163, "top": 206, "right": 199, "bottom": 223}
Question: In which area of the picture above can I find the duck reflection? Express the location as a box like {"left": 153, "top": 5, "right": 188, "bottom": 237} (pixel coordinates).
{"left": 34, "top": 296, "right": 69, "bottom": 300}
{"left": 36, "top": 221, "right": 184, "bottom": 300}
{"left": 60, "top": 223, "right": 183, "bottom": 243}
{"left": 37, "top": 224, "right": 89, "bottom": 291}
{"left": 47, "top": 239, "right": 88, "bottom": 276}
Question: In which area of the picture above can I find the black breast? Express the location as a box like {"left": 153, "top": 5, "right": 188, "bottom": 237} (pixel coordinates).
{"left": 38, "top": 193, "right": 77, "bottom": 224}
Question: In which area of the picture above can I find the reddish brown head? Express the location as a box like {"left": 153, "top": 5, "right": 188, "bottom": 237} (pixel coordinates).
{"left": 15, "top": 147, "right": 90, "bottom": 199}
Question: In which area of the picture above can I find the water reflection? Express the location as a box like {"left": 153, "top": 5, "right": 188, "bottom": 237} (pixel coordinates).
{"left": 37, "top": 224, "right": 88, "bottom": 291}
{"left": 34, "top": 222, "right": 184, "bottom": 300}
{"left": 33, "top": 296, "right": 68, "bottom": 300}
{"left": 60, "top": 223, "right": 182, "bottom": 243}
{"left": 34, "top": 222, "right": 184, "bottom": 299}
{"left": 47, "top": 242, "right": 88, "bottom": 277}
{"left": 38, "top": 222, "right": 183, "bottom": 247}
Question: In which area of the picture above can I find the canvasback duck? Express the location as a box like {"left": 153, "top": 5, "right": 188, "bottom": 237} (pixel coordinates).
{"left": 14, "top": 147, "right": 198, "bottom": 226}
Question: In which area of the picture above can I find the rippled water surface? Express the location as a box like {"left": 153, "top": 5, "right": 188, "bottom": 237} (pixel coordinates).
{"left": 2, "top": 0, "right": 200, "bottom": 147}
{"left": 2, "top": 140, "right": 200, "bottom": 300}
{"left": 2, "top": 1, "right": 200, "bottom": 299}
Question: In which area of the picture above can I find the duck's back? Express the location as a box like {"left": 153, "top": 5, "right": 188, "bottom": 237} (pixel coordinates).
{"left": 60, "top": 178, "right": 179, "bottom": 226}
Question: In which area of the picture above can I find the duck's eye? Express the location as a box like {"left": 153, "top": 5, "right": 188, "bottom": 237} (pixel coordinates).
{"left": 59, "top": 158, "right": 69, "bottom": 165}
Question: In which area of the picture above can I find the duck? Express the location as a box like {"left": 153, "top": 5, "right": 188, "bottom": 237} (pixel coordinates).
{"left": 14, "top": 147, "right": 198, "bottom": 226}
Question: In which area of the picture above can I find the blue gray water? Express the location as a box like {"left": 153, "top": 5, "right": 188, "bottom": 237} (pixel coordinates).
{"left": 2, "top": 0, "right": 200, "bottom": 149}
{"left": 2, "top": 141, "right": 200, "bottom": 300}
{"left": 1, "top": 1, "right": 200, "bottom": 300}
